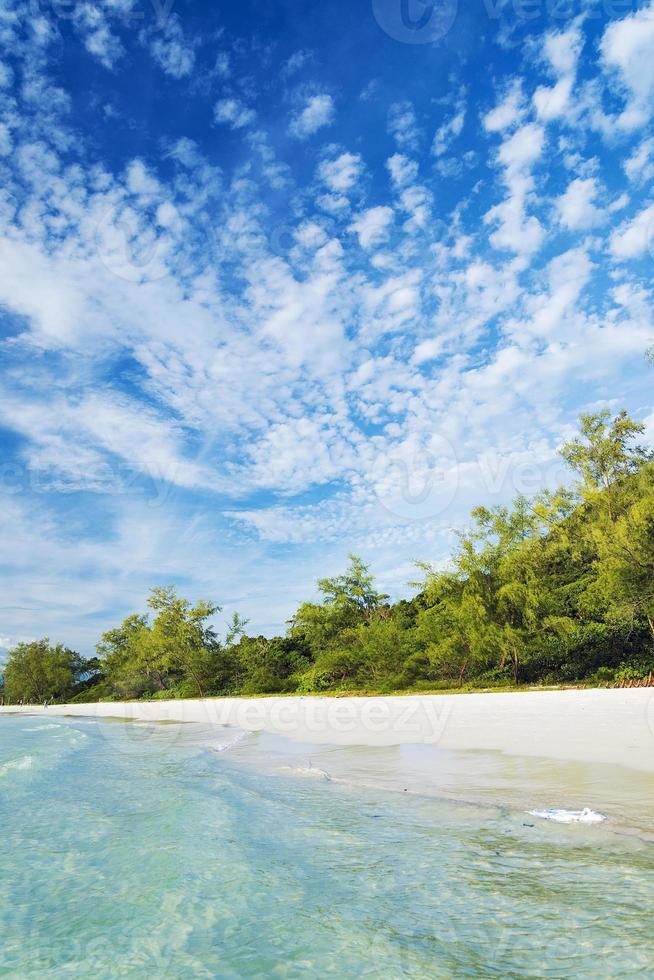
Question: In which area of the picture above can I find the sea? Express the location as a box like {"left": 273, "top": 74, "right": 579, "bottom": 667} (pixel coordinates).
{"left": 1, "top": 712, "right": 653, "bottom": 978}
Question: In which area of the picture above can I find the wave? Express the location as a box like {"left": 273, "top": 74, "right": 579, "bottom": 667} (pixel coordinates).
{"left": 529, "top": 807, "right": 607, "bottom": 825}
{"left": 276, "top": 765, "right": 331, "bottom": 781}
{"left": 209, "top": 730, "right": 252, "bottom": 753}
{"left": 22, "top": 724, "right": 63, "bottom": 732}
{"left": 0, "top": 755, "right": 34, "bottom": 775}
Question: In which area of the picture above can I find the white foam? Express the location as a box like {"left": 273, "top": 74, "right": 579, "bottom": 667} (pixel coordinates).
{"left": 0, "top": 755, "right": 34, "bottom": 775}
{"left": 277, "top": 765, "right": 331, "bottom": 781}
{"left": 210, "top": 730, "right": 252, "bottom": 753}
{"left": 529, "top": 807, "right": 607, "bottom": 825}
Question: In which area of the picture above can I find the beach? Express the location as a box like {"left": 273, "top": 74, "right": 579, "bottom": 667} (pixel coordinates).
{"left": 3, "top": 690, "right": 654, "bottom": 975}
{"left": 3, "top": 687, "right": 653, "bottom": 772}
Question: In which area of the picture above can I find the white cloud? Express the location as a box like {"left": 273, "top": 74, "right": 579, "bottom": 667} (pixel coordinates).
{"left": 350, "top": 206, "right": 394, "bottom": 248}
{"left": 432, "top": 105, "right": 465, "bottom": 156}
{"left": 1, "top": 5, "right": 654, "bottom": 651}
{"left": 0, "top": 61, "right": 13, "bottom": 89}
{"left": 483, "top": 82, "right": 525, "bottom": 133}
{"left": 485, "top": 124, "right": 545, "bottom": 257}
{"left": 386, "top": 153, "right": 418, "bottom": 187}
{"left": 318, "top": 151, "right": 362, "bottom": 193}
{"left": 388, "top": 101, "right": 420, "bottom": 149}
{"left": 506, "top": 247, "right": 593, "bottom": 345}
{"left": 74, "top": 5, "right": 124, "bottom": 69}
{"left": 610, "top": 203, "right": 654, "bottom": 258}
{"left": 624, "top": 137, "right": 654, "bottom": 184}
{"left": 149, "top": 18, "right": 195, "bottom": 79}
{"left": 534, "top": 76, "right": 573, "bottom": 122}
{"left": 214, "top": 98, "right": 256, "bottom": 129}
{"left": 84, "top": 23, "right": 124, "bottom": 70}
{"left": 126, "top": 159, "right": 160, "bottom": 197}
{"left": 413, "top": 336, "right": 446, "bottom": 365}
{"left": 0, "top": 121, "right": 12, "bottom": 156}
{"left": 556, "top": 177, "right": 605, "bottom": 230}
{"left": 542, "top": 23, "right": 584, "bottom": 77}
{"left": 600, "top": 2, "right": 654, "bottom": 130}
{"left": 498, "top": 123, "right": 544, "bottom": 174}
{"left": 290, "top": 94, "right": 334, "bottom": 138}
{"left": 1, "top": 386, "right": 211, "bottom": 492}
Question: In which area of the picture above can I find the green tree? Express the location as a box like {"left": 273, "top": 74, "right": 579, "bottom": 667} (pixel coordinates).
{"left": 316, "top": 554, "right": 388, "bottom": 620}
{"left": 41, "top": 408, "right": 654, "bottom": 700}
{"left": 98, "top": 588, "right": 227, "bottom": 698}
{"left": 594, "top": 465, "right": 654, "bottom": 644}
{"left": 560, "top": 410, "right": 649, "bottom": 520}
{"left": 234, "top": 635, "right": 311, "bottom": 693}
{"left": 3, "top": 639, "right": 88, "bottom": 704}
{"left": 290, "top": 554, "right": 388, "bottom": 655}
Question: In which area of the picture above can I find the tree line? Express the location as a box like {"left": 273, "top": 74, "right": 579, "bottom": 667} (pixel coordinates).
{"left": 1, "top": 410, "right": 653, "bottom": 705}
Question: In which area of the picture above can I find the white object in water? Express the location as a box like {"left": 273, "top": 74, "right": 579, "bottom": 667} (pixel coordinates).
{"left": 529, "top": 807, "right": 607, "bottom": 824}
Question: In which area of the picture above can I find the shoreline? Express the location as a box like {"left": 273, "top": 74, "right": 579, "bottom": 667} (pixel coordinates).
{"left": 2, "top": 687, "right": 654, "bottom": 774}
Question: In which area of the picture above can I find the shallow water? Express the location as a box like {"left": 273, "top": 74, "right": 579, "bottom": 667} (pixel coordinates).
{"left": 1, "top": 714, "right": 653, "bottom": 978}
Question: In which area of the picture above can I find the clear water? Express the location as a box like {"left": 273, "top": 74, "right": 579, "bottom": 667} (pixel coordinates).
{"left": 1, "top": 714, "right": 653, "bottom": 978}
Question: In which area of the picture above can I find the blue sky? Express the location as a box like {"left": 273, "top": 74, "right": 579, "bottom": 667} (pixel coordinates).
{"left": 1, "top": 0, "right": 653, "bottom": 654}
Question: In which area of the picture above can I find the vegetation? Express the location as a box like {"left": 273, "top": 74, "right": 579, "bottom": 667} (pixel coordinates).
{"left": 1, "top": 410, "right": 653, "bottom": 704}
{"left": 1, "top": 640, "right": 99, "bottom": 704}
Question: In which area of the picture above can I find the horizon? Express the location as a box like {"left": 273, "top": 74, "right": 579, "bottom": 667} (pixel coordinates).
{"left": 1, "top": 0, "right": 654, "bottom": 656}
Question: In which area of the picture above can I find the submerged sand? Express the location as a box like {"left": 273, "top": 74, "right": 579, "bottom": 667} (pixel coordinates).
{"left": 2, "top": 687, "right": 653, "bottom": 773}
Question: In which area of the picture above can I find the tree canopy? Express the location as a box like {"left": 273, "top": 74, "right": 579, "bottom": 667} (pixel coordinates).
{"left": 2, "top": 410, "right": 652, "bottom": 705}
{"left": 1, "top": 640, "right": 97, "bottom": 704}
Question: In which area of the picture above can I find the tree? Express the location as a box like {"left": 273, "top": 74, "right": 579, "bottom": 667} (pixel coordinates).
{"left": 98, "top": 588, "right": 227, "bottom": 698}
{"left": 96, "top": 614, "right": 150, "bottom": 696}
{"left": 145, "top": 587, "right": 221, "bottom": 697}
{"left": 594, "top": 465, "right": 654, "bottom": 643}
{"left": 316, "top": 554, "right": 389, "bottom": 620}
{"left": 3, "top": 639, "right": 88, "bottom": 704}
{"left": 560, "top": 410, "right": 649, "bottom": 519}
{"left": 234, "top": 635, "right": 311, "bottom": 693}
{"left": 21, "top": 408, "right": 653, "bottom": 700}
{"left": 290, "top": 555, "right": 388, "bottom": 654}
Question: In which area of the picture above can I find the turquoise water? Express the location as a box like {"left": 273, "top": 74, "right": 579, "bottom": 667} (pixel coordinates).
{"left": 1, "top": 715, "right": 653, "bottom": 978}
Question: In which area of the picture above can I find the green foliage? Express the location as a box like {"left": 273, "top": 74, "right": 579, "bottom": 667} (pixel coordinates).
{"left": 2, "top": 639, "right": 96, "bottom": 704}
{"left": 95, "top": 587, "right": 227, "bottom": 699}
{"left": 5, "top": 411, "right": 652, "bottom": 703}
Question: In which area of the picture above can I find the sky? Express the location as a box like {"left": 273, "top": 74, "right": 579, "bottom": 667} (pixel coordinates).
{"left": 0, "top": 0, "right": 653, "bottom": 655}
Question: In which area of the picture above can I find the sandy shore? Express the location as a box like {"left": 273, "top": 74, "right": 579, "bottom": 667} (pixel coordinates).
{"left": 2, "top": 687, "right": 654, "bottom": 774}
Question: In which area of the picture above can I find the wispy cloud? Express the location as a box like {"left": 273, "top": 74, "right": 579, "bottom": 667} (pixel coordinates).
{"left": 0, "top": 0, "right": 652, "bottom": 651}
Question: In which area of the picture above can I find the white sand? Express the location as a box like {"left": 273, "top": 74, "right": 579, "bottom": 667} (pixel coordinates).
{"left": 3, "top": 687, "right": 654, "bottom": 773}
